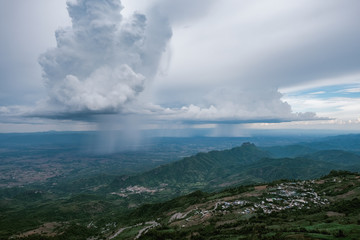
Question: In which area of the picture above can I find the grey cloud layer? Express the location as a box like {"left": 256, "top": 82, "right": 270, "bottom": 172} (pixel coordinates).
{"left": 3, "top": 0, "right": 355, "bottom": 128}
{"left": 149, "top": 0, "right": 360, "bottom": 123}
{"left": 28, "top": 0, "right": 321, "bottom": 123}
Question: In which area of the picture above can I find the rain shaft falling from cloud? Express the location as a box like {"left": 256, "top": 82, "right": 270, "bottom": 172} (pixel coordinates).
{"left": 32, "top": 0, "right": 324, "bottom": 137}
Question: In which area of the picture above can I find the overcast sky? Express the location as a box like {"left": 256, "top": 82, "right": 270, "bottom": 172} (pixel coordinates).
{"left": 0, "top": 0, "right": 360, "bottom": 134}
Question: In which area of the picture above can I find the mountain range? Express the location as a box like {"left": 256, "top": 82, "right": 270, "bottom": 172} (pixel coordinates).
{"left": 108, "top": 141, "right": 360, "bottom": 198}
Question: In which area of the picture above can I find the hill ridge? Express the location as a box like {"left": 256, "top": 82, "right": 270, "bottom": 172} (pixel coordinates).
{"left": 109, "top": 142, "right": 269, "bottom": 191}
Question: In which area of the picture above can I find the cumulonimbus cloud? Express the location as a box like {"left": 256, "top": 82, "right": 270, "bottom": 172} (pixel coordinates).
{"left": 7, "top": 0, "right": 326, "bottom": 125}
{"left": 36, "top": 0, "right": 171, "bottom": 117}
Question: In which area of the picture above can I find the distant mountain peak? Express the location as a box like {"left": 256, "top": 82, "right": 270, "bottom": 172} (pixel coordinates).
{"left": 239, "top": 142, "right": 257, "bottom": 149}
{"left": 241, "top": 142, "right": 255, "bottom": 147}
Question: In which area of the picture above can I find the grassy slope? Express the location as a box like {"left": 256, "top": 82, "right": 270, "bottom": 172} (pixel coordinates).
{"left": 133, "top": 171, "right": 360, "bottom": 240}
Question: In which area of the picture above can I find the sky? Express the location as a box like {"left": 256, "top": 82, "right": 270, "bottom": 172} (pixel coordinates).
{"left": 0, "top": 0, "right": 360, "bottom": 135}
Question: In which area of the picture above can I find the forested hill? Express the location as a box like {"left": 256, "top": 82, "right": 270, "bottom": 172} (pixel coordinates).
{"left": 109, "top": 142, "right": 269, "bottom": 193}
{"left": 108, "top": 142, "right": 360, "bottom": 196}
{"left": 263, "top": 134, "right": 360, "bottom": 157}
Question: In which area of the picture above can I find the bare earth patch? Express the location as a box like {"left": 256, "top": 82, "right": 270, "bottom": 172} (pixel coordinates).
{"left": 286, "top": 233, "right": 306, "bottom": 239}
{"left": 254, "top": 185, "right": 267, "bottom": 190}
{"left": 243, "top": 192, "right": 262, "bottom": 197}
{"left": 217, "top": 180, "right": 241, "bottom": 187}
{"left": 215, "top": 219, "right": 237, "bottom": 227}
{"left": 16, "top": 222, "right": 62, "bottom": 238}
{"left": 238, "top": 185, "right": 268, "bottom": 197}
{"left": 222, "top": 195, "right": 243, "bottom": 202}
{"left": 336, "top": 189, "right": 357, "bottom": 199}
{"left": 326, "top": 211, "right": 345, "bottom": 217}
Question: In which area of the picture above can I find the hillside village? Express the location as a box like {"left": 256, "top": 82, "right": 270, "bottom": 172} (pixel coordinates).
{"left": 107, "top": 171, "right": 360, "bottom": 239}
{"left": 168, "top": 179, "right": 331, "bottom": 228}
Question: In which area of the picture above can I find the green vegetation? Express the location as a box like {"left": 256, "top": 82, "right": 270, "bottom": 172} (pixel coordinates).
{"left": 1, "top": 134, "right": 360, "bottom": 239}
{"left": 108, "top": 142, "right": 358, "bottom": 199}
{"left": 110, "top": 142, "right": 269, "bottom": 190}
{"left": 4, "top": 171, "right": 359, "bottom": 239}
{"left": 133, "top": 171, "right": 360, "bottom": 240}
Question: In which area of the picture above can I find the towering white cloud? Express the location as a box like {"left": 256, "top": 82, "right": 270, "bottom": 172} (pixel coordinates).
{"left": 4, "top": 0, "right": 357, "bottom": 133}
{"left": 38, "top": 0, "right": 171, "bottom": 116}
{"left": 34, "top": 0, "right": 322, "bottom": 123}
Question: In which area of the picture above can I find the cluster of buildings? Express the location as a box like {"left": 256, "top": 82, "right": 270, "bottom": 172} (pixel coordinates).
{"left": 162, "top": 180, "right": 333, "bottom": 229}
{"left": 110, "top": 185, "right": 161, "bottom": 197}
{"left": 178, "top": 180, "right": 329, "bottom": 222}
{"left": 216, "top": 181, "right": 329, "bottom": 215}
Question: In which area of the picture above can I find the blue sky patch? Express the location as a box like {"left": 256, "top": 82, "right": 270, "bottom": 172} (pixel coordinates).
{"left": 283, "top": 84, "right": 360, "bottom": 99}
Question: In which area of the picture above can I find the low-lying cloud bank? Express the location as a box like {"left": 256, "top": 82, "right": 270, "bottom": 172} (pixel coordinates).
{"left": 147, "top": 88, "right": 327, "bottom": 124}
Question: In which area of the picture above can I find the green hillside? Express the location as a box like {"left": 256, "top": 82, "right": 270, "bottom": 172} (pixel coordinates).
{"left": 10, "top": 171, "right": 360, "bottom": 240}
{"left": 109, "top": 142, "right": 269, "bottom": 193}
{"left": 4, "top": 139, "right": 360, "bottom": 239}
{"left": 111, "top": 171, "right": 360, "bottom": 240}
{"left": 263, "top": 144, "right": 316, "bottom": 158}
{"left": 108, "top": 143, "right": 360, "bottom": 197}
{"left": 264, "top": 134, "right": 360, "bottom": 158}
{"left": 240, "top": 157, "right": 344, "bottom": 182}
{"left": 306, "top": 150, "right": 360, "bottom": 166}
{"left": 305, "top": 134, "right": 360, "bottom": 151}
